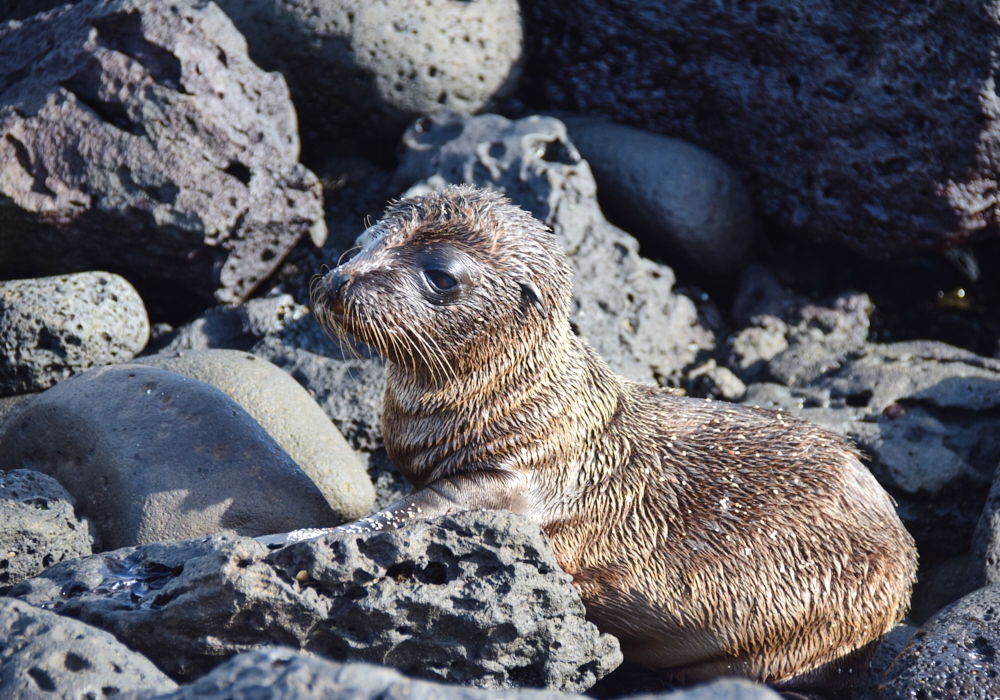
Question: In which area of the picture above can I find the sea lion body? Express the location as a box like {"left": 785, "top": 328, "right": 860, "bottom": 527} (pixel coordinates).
{"left": 313, "top": 186, "right": 917, "bottom": 694}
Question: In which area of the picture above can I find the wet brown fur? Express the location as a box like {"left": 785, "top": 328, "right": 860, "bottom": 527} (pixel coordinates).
{"left": 313, "top": 185, "right": 918, "bottom": 694}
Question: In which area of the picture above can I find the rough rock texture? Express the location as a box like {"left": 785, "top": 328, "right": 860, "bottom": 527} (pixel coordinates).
{"left": 0, "top": 271, "right": 149, "bottom": 396}
{"left": 394, "top": 110, "right": 714, "bottom": 386}
{"left": 971, "top": 462, "right": 1000, "bottom": 586}
{"left": 0, "top": 469, "right": 94, "bottom": 592}
{"left": 879, "top": 584, "right": 1000, "bottom": 699}
{"left": 0, "top": 364, "right": 340, "bottom": 549}
{"left": 133, "top": 349, "right": 375, "bottom": 522}
{"left": 727, "top": 265, "right": 1000, "bottom": 565}
{"left": 10, "top": 511, "right": 621, "bottom": 691}
{"left": 116, "top": 648, "right": 780, "bottom": 700}
{"left": 559, "top": 115, "right": 758, "bottom": 278}
{"left": 152, "top": 294, "right": 308, "bottom": 353}
{"left": 0, "top": 597, "right": 177, "bottom": 700}
{"left": 0, "top": 0, "right": 326, "bottom": 305}
{"left": 521, "top": 0, "right": 1000, "bottom": 258}
{"left": 213, "top": 0, "right": 523, "bottom": 163}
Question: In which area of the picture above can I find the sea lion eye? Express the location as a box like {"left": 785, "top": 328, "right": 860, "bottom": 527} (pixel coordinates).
{"left": 424, "top": 269, "right": 457, "bottom": 291}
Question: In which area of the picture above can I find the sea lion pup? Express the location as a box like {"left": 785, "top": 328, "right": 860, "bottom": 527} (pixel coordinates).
{"left": 312, "top": 185, "right": 917, "bottom": 697}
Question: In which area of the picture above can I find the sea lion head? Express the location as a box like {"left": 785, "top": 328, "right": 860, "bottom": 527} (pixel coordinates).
{"left": 313, "top": 185, "right": 572, "bottom": 383}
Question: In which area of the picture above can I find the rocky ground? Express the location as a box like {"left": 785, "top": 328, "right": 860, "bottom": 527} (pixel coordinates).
{"left": 1, "top": 1, "right": 1000, "bottom": 699}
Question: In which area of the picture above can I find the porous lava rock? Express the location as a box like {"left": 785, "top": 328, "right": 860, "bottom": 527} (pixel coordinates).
{"left": 133, "top": 349, "right": 376, "bottom": 522}
{"left": 0, "top": 364, "right": 340, "bottom": 549}
{"left": 115, "top": 648, "right": 780, "bottom": 700}
{"left": 520, "top": 0, "right": 1000, "bottom": 258}
{"left": 394, "top": 110, "right": 714, "bottom": 386}
{"left": 0, "top": 469, "right": 94, "bottom": 592}
{"left": 10, "top": 510, "right": 622, "bottom": 692}
{"left": 0, "top": 597, "right": 177, "bottom": 699}
{"left": 212, "top": 0, "right": 523, "bottom": 164}
{"left": 879, "top": 584, "right": 1000, "bottom": 699}
{"left": 0, "top": 271, "right": 149, "bottom": 396}
{"left": 0, "top": 0, "right": 326, "bottom": 305}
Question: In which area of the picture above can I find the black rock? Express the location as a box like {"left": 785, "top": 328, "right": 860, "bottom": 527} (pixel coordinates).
{"left": 520, "top": 0, "right": 1000, "bottom": 258}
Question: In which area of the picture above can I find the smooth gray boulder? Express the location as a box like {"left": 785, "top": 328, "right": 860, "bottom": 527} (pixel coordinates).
{"left": 0, "top": 364, "right": 340, "bottom": 549}
{"left": 560, "top": 115, "right": 758, "bottom": 278}
{"left": 0, "top": 597, "right": 177, "bottom": 700}
{"left": 0, "top": 469, "right": 94, "bottom": 591}
{"left": 212, "top": 0, "right": 523, "bottom": 162}
{"left": 394, "top": 110, "right": 715, "bottom": 387}
{"left": 0, "top": 0, "right": 326, "bottom": 304}
{"left": 0, "top": 271, "right": 149, "bottom": 396}
{"left": 133, "top": 349, "right": 376, "bottom": 522}
{"left": 10, "top": 511, "right": 621, "bottom": 691}
{"left": 879, "top": 584, "right": 1000, "bottom": 699}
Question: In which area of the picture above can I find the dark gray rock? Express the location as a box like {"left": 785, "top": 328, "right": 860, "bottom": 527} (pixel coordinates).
{"left": 0, "top": 364, "right": 340, "bottom": 549}
{"left": 0, "top": 391, "right": 36, "bottom": 433}
{"left": 879, "top": 585, "right": 1000, "bottom": 699}
{"left": 132, "top": 349, "right": 376, "bottom": 522}
{"left": 394, "top": 111, "right": 715, "bottom": 386}
{"left": 252, "top": 318, "right": 388, "bottom": 453}
{"left": 151, "top": 294, "right": 307, "bottom": 354}
{"left": 212, "top": 0, "right": 523, "bottom": 164}
{"left": 120, "top": 648, "right": 571, "bottom": 700}
{"left": 559, "top": 115, "right": 758, "bottom": 278}
{"left": 0, "top": 0, "right": 325, "bottom": 305}
{"left": 856, "top": 622, "right": 918, "bottom": 700}
{"left": 0, "top": 271, "right": 149, "bottom": 396}
{"left": 521, "top": 0, "right": 1000, "bottom": 259}
{"left": 0, "top": 597, "right": 177, "bottom": 699}
{"left": 0, "top": 469, "right": 94, "bottom": 592}
{"left": 120, "top": 648, "right": 780, "bottom": 700}
{"left": 11, "top": 510, "right": 621, "bottom": 692}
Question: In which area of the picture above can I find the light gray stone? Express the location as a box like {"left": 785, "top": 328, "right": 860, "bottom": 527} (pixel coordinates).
{"left": 0, "top": 597, "right": 177, "bottom": 700}
{"left": 212, "top": 0, "right": 523, "bottom": 161}
{"left": 0, "top": 272, "right": 149, "bottom": 396}
{"left": 0, "top": 469, "right": 94, "bottom": 592}
{"left": 394, "top": 111, "right": 715, "bottom": 387}
{"left": 0, "top": 0, "right": 326, "bottom": 305}
{"left": 133, "top": 349, "right": 375, "bottom": 522}
{"left": 0, "top": 364, "right": 340, "bottom": 549}
{"left": 560, "top": 115, "right": 758, "bottom": 277}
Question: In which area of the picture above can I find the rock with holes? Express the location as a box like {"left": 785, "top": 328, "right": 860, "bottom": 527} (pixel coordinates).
{"left": 10, "top": 510, "right": 622, "bottom": 691}
{"left": 0, "top": 271, "right": 149, "bottom": 396}
{"left": 209, "top": 0, "right": 523, "bottom": 164}
{"left": 0, "top": 469, "right": 95, "bottom": 592}
{"left": 114, "top": 647, "right": 781, "bottom": 700}
{"left": 131, "top": 349, "right": 376, "bottom": 523}
{"left": 521, "top": 0, "right": 1000, "bottom": 258}
{"left": 879, "top": 584, "right": 1000, "bottom": 699}
{"left": 729, "top": 265, "right": 1000, "bottom": 587}
{"left": 0, "top": 597, "right": 177, "bottom": 699}
{"left": 394, "top": 110, "right": 715, "bottom": 386}
{"left": 0, "top": 363, "right": 340, "bottom": 550}
{"left": 0, "top": 0, "right": 325, "bottom": 306}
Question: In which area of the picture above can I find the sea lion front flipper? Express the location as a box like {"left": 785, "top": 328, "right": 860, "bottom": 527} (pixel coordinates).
{"left": 339, "top": 469, "right": 532, "bottom": 533}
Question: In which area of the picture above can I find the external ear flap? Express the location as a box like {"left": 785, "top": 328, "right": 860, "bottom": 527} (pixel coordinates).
{"left": 519, "top": 281, "right": 547, "bottom": 319}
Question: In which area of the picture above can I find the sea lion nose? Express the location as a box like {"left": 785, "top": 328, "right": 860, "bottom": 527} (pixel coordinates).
{"left": 328, "top": 270, "right": 351, "bottom": 300}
